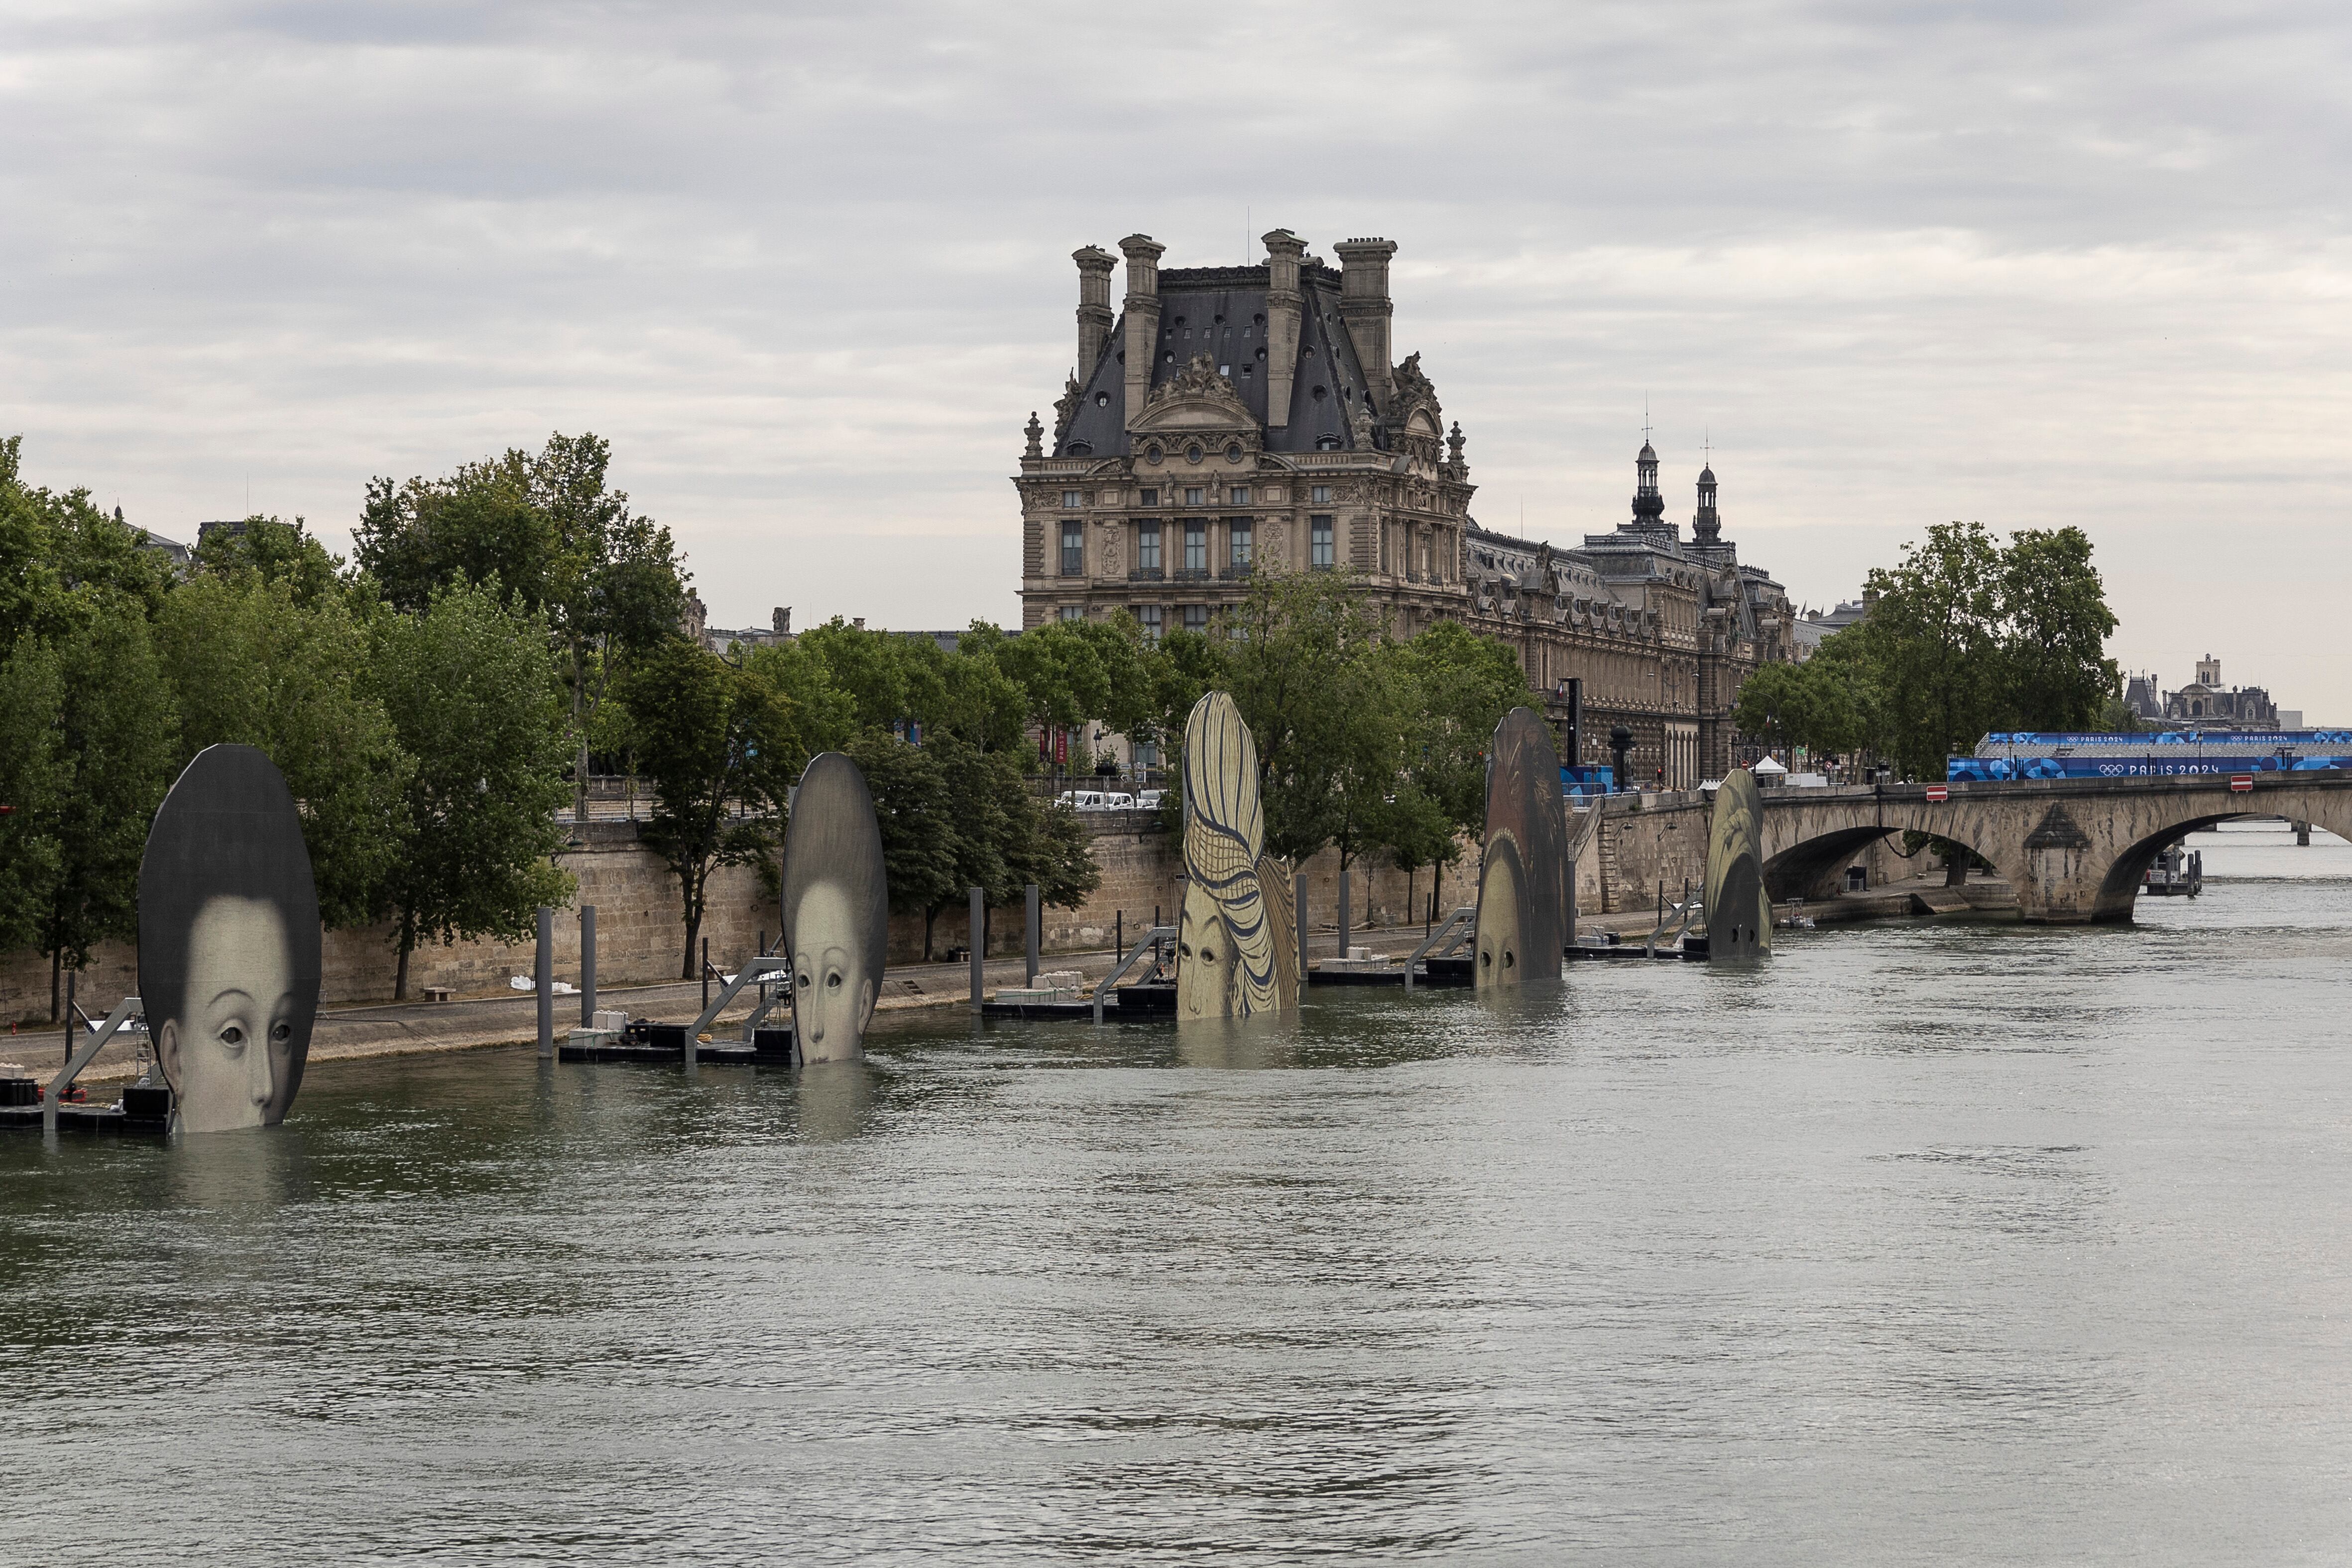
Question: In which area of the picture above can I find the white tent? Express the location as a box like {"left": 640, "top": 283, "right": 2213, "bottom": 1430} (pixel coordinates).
{"left": 1752, "top": 756, "right": 1788, "bottom": 776}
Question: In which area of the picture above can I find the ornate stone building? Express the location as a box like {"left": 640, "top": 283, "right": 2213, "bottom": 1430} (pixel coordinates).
{"left": 1013, "top": 230, "right": 1794, "bottom": 787}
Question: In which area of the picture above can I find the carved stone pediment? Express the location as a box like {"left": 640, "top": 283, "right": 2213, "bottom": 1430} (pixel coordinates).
{"left": 1133, "top": 353, "right": 1254, "bottom": 434}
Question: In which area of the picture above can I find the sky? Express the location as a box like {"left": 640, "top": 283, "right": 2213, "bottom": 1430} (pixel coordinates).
{"left": 5, "top": 0, "right": 2349, "bottom": 716}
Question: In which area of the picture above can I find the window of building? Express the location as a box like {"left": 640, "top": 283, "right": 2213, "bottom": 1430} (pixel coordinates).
{"left": 1139, "top": 487, "right": 1157, "bottom": 506}
{"left": 1311, "top": 515, "right": 1334, "bottom": 569}
{"left": 1229, "top": 485, "right": 1249, "bottom": 504}
{"left": 1061, "top": 490, "right": 1082, "bottom": 509}
{"left": 1139, "top": 604, "right": 1162, "bottom": 645}
{"left": 1229, "top": 521, "right": 1253, "bottom": 571}
{"left": 1137, "top": 520, "right": 1161, "bottom": 571}
{"left": 1060, "top": 521, "right": 1083, "bottom": 577}
{"left": 1311, "top": 484, "right": 1332, "bottom": 504}
{"left": 1059, "top": 605, "right": 1084, "bottom": 622}
{"left": 1184, "top": 521, "right": 1207, "bottom": 573}
{"left": 1184, "top": 486, "right": 1203, "bottom": 507}
{"left": 1185, "top": 443, "right": 1204, "bottom": 464}
{"left": 1183, "top": 604, "right": 1207, "bottom": 633}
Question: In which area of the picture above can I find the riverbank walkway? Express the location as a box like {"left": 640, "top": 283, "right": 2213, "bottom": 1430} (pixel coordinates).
{"left": 6, "top": 871, "right": 2005, "bottom": 1088}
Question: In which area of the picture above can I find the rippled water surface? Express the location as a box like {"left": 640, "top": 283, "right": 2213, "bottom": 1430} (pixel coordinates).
{"left": 6, "top": 822, "right": 2351, "bottom": 1565}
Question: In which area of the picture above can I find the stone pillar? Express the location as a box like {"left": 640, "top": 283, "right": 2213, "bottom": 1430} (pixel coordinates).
{"left": 1074, "top": 245, "right": 1116, "bottom": 378}
{"left": 1119, "top": 234, "right": 1165, "bottom": 429}
{"left": 1262, "top": 229, "right": 1306, "bottom": 428}
{"left": 1333, "top": 237, "right": 1398, "bottom": 411}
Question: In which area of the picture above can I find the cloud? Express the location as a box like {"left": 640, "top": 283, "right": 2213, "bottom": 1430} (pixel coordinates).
{"left": 3, "top": 0, "right": 2348, "bottom": 708}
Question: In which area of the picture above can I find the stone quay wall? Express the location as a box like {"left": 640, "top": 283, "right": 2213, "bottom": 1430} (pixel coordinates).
{"left": 2, "top": 815, "right": 1479, "bottom": 1021}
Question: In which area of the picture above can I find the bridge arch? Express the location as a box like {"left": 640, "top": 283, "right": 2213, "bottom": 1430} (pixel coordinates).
{"left": 1753, "top": 775, "right": 2352, "bottom": 924}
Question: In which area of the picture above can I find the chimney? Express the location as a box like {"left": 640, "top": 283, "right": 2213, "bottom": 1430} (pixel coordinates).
{"left": 1333, "top": 238, "right": 1398, "bottom": 411}
{"left": 1073, "top": 245, "right": 1115, "bottom": 376}
{"left": 853, "top": 616, "right": 866, "bottom": 631}
{"left": 1118, "top": 234, "right": 1165, "bottom": 429}
{"left": 1262, "top": 229, "right": 1306, "bottom": 428}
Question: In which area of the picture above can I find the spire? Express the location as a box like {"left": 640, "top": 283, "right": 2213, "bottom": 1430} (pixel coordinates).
{"left": 1631, "top": 431, "right": 1664, "bottom": 529}
{"left": 1693, "top": 459, "right": 1721, "bottom": 544}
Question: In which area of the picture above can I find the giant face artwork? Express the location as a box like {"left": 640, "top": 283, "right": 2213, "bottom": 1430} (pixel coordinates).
{"left": 1703, "top": 767, "right": 1773, "bottom": 961}
{"left": 1175, "top": 692, "right": 1296, "bottom": 1020}
{"left": 140, "top": 744, "right": 323, "bottom": 1133}
{"left": 1475, "top": 707, "right": 1568, "bottom": 988}
{"left": 780, "top": 753, "right": 889, "bottom": 1062}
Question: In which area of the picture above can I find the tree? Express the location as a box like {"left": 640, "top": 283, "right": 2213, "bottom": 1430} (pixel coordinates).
{"left": 1856, "top": 522, "right": 2007, "bottom": 780}
{"left": 1835, "top": 521, "right": 2123, "bottom": 777}
{"left": 2000, "top": 527, "right": 2120, "bottom": 731}
{"left": 845, "top": 728, "right": 958, "bottom": 957}
{"left": 372, "top": 582, "right": 578, "bottom": 999}
{"left": 1395, "top": 617, "right": 1531, "bottom": 844}
{"left": 619, "top": 638, "right": 805, "bottom": 976}
{"left": 354, "top": 432, "right": 688, "bottom": 820}
{"left": 1732, "top": 654, "right": 1863, "bottom": 762}
{"left": 0, "top": 437, "right": 177, "bottom": 645}
{"left": 39, "top": 602, "right": 181, "bottom": 1019}
{"left": 191, "top": 514, "right": 345, "bottom": 607}
{"left": 0, "top": 638, "right": 66, "bottom": 960}
{"left": 155, "top": 574, "right": 415, "bottom": 929}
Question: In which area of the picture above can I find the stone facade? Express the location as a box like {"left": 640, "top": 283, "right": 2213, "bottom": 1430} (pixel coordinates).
{"left": 1014, "top": 229, "right": 1794, "bottom": 789}
{"left": 2125, "top": 655, "right": 2281, "bottom": 731}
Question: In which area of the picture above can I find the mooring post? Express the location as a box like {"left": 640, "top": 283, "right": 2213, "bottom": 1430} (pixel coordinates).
{"left": 701, "top": 936, "right": 710, "bottom": 1012}
{"left": 579, "top": 904, "right": 597, "bottom": 1027}
{"left": 1115, "top": 910, "right": 1123, "bottom": 960}
{"left": 534, "top": 906, "right": 554, "bottom": 1058}
{"left": 1338, "top": 867, "right": 1351, "bottom": 959}
{"left": 969, "top": 886, "right": 985, "bottom": 1012}
{"left": 1025, "top": 883, "right": 1041, "bottom": 986}
{"left": 1295, "top": 870, "right": 1309, "bottom": 978}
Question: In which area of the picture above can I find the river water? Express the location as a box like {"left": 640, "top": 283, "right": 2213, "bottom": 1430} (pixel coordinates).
{"left": 5, "top": 822, "right": 2350, "bottom": 1565}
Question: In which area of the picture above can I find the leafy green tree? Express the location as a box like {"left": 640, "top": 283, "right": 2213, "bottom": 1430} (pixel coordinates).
{"left": 745, "top": 637, "right": 860, "bottom": 754}
{"left": 2000, "top": 527, "right": 2120, "bottom": 731}
{"left": 845, "top": 728, "right": 958, "bottom": 956}
{"left": 1855, "top": 522, "right": 2007, "bottom": 779}
{"left": 1395, "top": 617, "right": 1530, "bottom": 844}
{"left": 0, "top": 638, "right": 66, "bottom": 960}
{"left": 371, "top": 583, "right": 578, "bottom": 999}
{"left": 619, "top": 638, "right": 806, "bottom": 976}
{"left": 38, "top": 602, "right": 181, "bottom": 1019}
{"left": 155, "top": 575, "right": 414, "bottom": 928}
{"left": 192, "top": 514, "right": 345, "bottom": 607}
{"left": 354, "top": 432, "right": 688, "bottom": 819}
{"left": 1733, "top": 654, "right": 1864, "bottom": 762}
{"left": 0, "top": 437, "right": 177, "bottom": 644}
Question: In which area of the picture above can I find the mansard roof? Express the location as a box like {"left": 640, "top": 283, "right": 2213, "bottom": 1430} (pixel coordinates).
{"left": 1053, "top": 262, "right": 1379, "bottom": 460}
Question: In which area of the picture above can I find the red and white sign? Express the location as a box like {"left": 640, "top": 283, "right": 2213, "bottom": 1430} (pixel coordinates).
{"left": 2230, "top": 773, "right": 2254, "bottom": 793}
{"left": 1925, "top": 785, "right": 1949, "bottom": 803}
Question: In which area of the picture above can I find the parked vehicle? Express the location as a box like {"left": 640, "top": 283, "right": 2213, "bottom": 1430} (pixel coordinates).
{"left": 1136, "top": 789, "right": 1167, "bottom": 811}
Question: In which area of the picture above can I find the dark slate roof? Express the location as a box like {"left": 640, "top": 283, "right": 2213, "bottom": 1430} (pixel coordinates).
{"left": 1054, "top": 264, "right": 1377, "bottom": 459}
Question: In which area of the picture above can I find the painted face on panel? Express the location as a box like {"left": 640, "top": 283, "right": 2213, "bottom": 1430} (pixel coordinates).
{"left": 792, "top": 882, "right": 875, "bottom": 1062}
{"left": 1476, "top": 838, "right": 1526, "bottom": 987}
{"left": 159, "top": 896, "right": 305, "bottom": 1134}
{"left": 1175, "top": 879, "right": 1238, "bottom": 1021}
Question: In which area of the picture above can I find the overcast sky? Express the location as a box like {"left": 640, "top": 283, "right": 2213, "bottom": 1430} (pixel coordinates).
{"left": 6, "top": 1, "right": 2349, "bottom": 716}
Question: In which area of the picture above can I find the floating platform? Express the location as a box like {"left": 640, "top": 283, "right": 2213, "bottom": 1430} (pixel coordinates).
{"left": 0, "top": 1083, "right": 172, "bottom": 1137}
{"left": 558, "top": 1024, "right": 799, "bottom": 1066}
{"left": 1569, "top": 939, "right": 1706, "bottom": 962}
{"left": 980, "top": 984, "right": 1178, "bottom": 1020}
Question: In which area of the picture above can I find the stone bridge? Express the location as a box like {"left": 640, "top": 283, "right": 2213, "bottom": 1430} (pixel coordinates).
{"left": 1579, "top": 772, "right": 2352, "bottom": 924}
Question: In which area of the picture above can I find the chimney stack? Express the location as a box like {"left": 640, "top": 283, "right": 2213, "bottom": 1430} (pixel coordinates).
{"left": 1073, "top": 245, "right": 1115, "bottom": 377}
{"left": 1334, "top": 238, "right": 1398, "bottom": 411}
{"left": 1262, "top": 229, "right": 1306, "bottom": 428}
{"left": 1118, "top": 234, "right": 1165, "bottom": 429}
